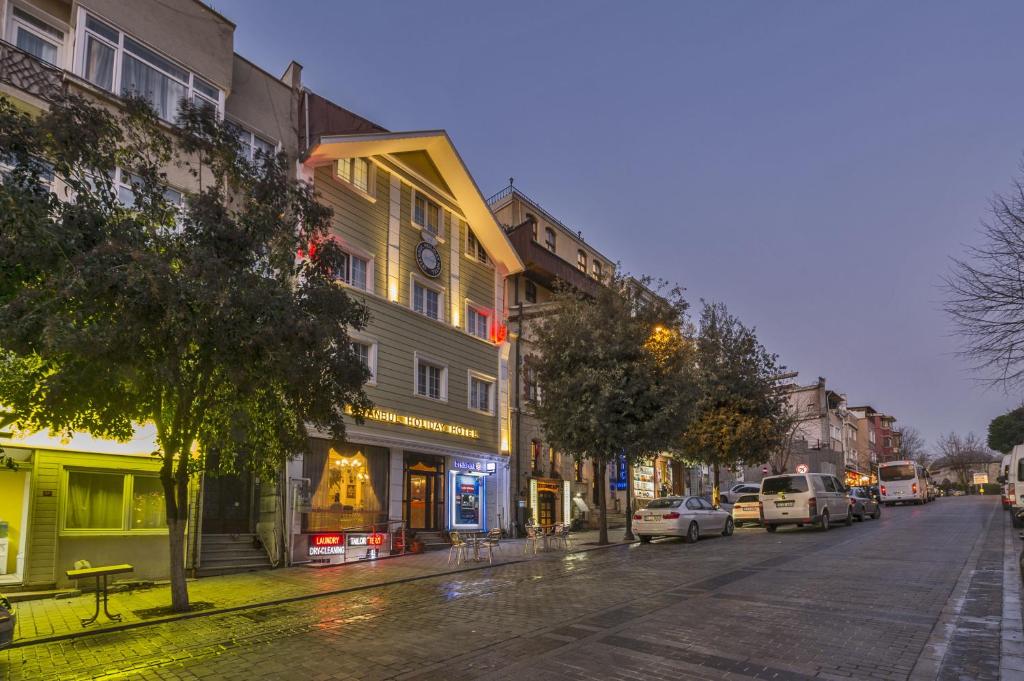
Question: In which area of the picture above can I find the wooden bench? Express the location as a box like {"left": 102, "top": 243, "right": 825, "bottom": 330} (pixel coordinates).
{"left": 64, "top": 563, "right": 134, "bottom": 626}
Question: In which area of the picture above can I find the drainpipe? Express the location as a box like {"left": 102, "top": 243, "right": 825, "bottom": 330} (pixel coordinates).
{"left": 512, "top": 274, "right": 524, "bottom": 537}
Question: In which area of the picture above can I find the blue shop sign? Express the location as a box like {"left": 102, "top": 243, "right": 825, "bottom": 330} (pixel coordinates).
{"left": 453, "top": 459, "right": 496, "bottom": 474}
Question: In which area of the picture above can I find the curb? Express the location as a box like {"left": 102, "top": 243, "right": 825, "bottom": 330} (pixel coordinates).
{"left": 7, "top": 538, "right": 633, "bottom": 649}
{"left": 1001, "top": 513, "right": 1024, "bottom": 677}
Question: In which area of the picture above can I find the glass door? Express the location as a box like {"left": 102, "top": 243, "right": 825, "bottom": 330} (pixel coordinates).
{"left": 408, "top": 473, "right": 429, "bottom": 530}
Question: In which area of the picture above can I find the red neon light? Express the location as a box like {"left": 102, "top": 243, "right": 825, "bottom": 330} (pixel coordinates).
{"left": 311, "top": 533, "right": 343, "bottom": 547}
{"left": 491, "top": 322, "right": 508, "bottom": 344}
{"left": 366, "top": 533, "right": 384, "bottom": 547}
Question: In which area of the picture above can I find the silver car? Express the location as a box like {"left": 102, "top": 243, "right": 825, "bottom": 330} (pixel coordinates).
{"left": 849, "top": 486, "right": 881, "bottom": 521}
{"left": 0, "top": 593, "right": 14, "bottom": 650}
{"left": 633, "top": 495, "right": 734, "bottom": 544}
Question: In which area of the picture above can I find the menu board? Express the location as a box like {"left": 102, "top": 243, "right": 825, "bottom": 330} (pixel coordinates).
{"left": 633, "top": 464, "right": 655, "bottom": 500}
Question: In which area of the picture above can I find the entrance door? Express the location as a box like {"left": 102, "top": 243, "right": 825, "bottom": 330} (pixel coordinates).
{"left": 202, "top": 453, "right": 255, "bottom": 535}
{"left": 407, "top": 473, "right": 431, "bottom": 530}
{"left": 538, "top": 491, "right": 557, "bottom": 526}
{"left": 404, "top": 454, "right": 444, "bottom": 531}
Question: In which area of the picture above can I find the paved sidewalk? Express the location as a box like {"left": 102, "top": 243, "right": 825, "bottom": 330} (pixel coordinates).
{"left": 9, "top": 528, "right": 632, "bottom": 647}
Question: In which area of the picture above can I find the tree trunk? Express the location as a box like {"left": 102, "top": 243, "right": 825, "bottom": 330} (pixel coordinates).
{"left": 623, "top": 463, "right": 635, "bottom": 541}
{"left": 167, "top": 515, "right": 190, "bottom": 612}
{"left": 712, "top": 465, "right": 721, "bottom": 507}
{"left": 597, "top": 461, "right": 609, "bottom": 545}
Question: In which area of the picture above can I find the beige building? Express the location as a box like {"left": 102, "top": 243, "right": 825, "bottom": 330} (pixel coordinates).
{"left": 780, "top": 377, "right": 861, "bottom": 481}
{"left": 0, "top": 0, "right": 306, "bottom": 585}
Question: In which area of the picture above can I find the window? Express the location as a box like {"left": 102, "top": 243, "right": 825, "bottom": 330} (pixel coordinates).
{"left": 524, "top": 361, "right": 540, "bottom": 403}
{"left": 413, "top": 281, "right": 441, "bottom": 320}
{"left": 884, "top": 437, "right": 892, "bottom": 448}
{"left": 544, "top": 227, "right": 556, "bottom": 252}
{"left": 574, "top": 459, "right": 582, "bottom": 482}
{"left": 761, "top": 476, "right": 809, "bottom": 495}
{"left": 592, "top": 260, "right": 603, "bottom": 278}
{"left": 64, "top": 470, "right": 166, "bottom": 532}
{"left": 415, "top": 354, "right": 446, "bottom": 401}
{"left": 112, "top": 168, "right": 183, "bottom": 215}
{"left": 337, "top": 251, "right": 369, "bottom": 290}
{"left": 685, "top": 498, "right": 702, "bottom": 511}
{"left": 548, "top": 447, "right": 556, "bottom": 471}
{"left": 577, "top": 250, "right": 587, "bottom": 272}
{"left": 304, "top": 442, "right": 389, "bottom": 531}
{"left": 337, "top": 157, "right": 373, "bottom": 195}
{"left": 869, "top": 430, "right": 876, "bottom": 444}
{"left": 227, "top": 121, "right": 276, "bottom": 166}
{"left": 467, "top": 305, "right": 489, "bottom": 340}
{"left": 413, "top": 191, "right": 441, "bottom": 236}
{"left": 78, "top": 13, "right": 223, "bottom": 122}
{"left": 10, "top": 6, "right": 64, "bottom": 66}
{"left": 468, "top": 373, "right": 494, "bottom": 413}
{"left": 524, "top": 280, "right": 537, "bottom": 304}
{"left": 822, "top": 476, "right": 837, "bottom": 493}
{"left": 530, "top": 441, "right": 541, "bottom": 471}
{"left": 466, "top": 228, "right": 487, "bottom": 264}
{"left": 352, "top": 337, "right": 377, "bottom": 385}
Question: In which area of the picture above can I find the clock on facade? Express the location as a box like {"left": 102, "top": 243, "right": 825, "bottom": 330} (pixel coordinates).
{"left": 416, "top": 241, "right": 442, "bottom": 278}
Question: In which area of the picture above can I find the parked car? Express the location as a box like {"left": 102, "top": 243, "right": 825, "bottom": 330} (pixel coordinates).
{"left": 633, "top": 496, "right": 734, "bottom": 543}
{"left": 0, "top": 593, "right": 15, "bottom": 650}
{"left": 720, "top": 483, "right": 761, "bottom": 505}
{"left": 731, "top": 493, "right": 762, "bottom": 527}
{"left": 760, "top": 472, "right": 852, "bottom": 532}
{"left": 848, "top": 486, "right": 881, "bottom": 521}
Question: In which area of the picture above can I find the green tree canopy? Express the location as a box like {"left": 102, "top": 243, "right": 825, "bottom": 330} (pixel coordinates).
{"left": 0, "top": 95, "right": 372, "bottom": 611}
{"left": 988, "top": 406, "right": 1024, "bottom": 454}
{"left": 682, "top": 301, "right": 786, "bottom": 503}
{"left": 531, "top": 272, "right": 694, "bottom": 544}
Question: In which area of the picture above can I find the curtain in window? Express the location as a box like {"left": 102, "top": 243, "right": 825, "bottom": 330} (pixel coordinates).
{"left": 121, "top": 54, "right": 186, "bottom": 122}
{"left": 131, "top": 476, "right": 167, "bottom": 529}
{"left": 85, "top": 36, "right": 115, "bottom": 91}
{"left": 16, "top": 28, "right": 57, "bottom": 65}
{"left": 66, "top": 472, "right": 124, "bottom": 529}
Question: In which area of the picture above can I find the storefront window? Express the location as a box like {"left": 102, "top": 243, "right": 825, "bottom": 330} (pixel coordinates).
{"left": 66, "top": 471, "right": 124, "bottom": 530}
{"left": 303, "top": 440, "right": 388, "bottom": 532}
{"left": 452, "top": 474, "right": 482, "bottom": 527}
{"left": 131, "top": 475, "right": 166, "bottom": 529}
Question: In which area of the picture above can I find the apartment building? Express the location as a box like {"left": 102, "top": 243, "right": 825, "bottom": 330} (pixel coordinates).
{"left": 782, "top": 377, "right": 861, "bottom": 477}
{"left": 848, "top": 405, "right": 899, "bottom": 478}
{"left": 0, "top": 0, "right": 305, "bottom": 586}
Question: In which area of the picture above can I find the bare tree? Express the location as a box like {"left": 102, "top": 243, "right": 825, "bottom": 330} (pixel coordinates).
{"left": 935, "top": 432, "right": 994, "bottom": 487}
{"left": 768, "top": 402, "right": 803, "bottom": 475}
{"left": 897, "top": 426, "right": 929, "bottom": 467}
{"left": 945, "top": 175, "right": 1024, "bottom": 389}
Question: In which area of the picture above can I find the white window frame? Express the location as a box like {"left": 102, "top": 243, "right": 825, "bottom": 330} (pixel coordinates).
{"left": 73, "top": 8, "right": 225, "bottom": 122}
{"left": 335, "top": 157, "right": 376, "bottom": 201}
{"left": 576, "top": 249, "right": 587, "bottom": 273}
{"left": 467, "top": 370, "right": 496, "bottom": 415}
{"left": 226, "top": 119, "right": 279, "bottom": 166}
{"left": 350, "top": 332, "right": 378, "bottom": 386}
{"left": 60, "top": 468, "right": 168, "bottom": 536}
{"left": 464, "top": 227, "right": 489, "bottom": 266}
{"left": 111, "top": 167, "right": 183, "bottom": 212}
{"left": 413, "top": 351, "right": 448, "bottom": 402}
{"left": 410, "top": 274, "right": 444, "bottom": 322}
{"left": 464, "top": 301, "right": 491, "bottom": 341}
{"left": 6, "top": 3, "right": 68, "bottom": 68}
{"left": 411, "top": 189, "right": 444, "bottom": 240}
{"left": 333, "top": 241, "right": 374, "bottom": 292}
{"left": 592, "top": 260, "right": 603, "bottom": 278}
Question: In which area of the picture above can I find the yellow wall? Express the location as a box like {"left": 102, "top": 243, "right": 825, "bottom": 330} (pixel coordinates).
{"left": 0, "top": 470, "right": 28, "bottom": 575}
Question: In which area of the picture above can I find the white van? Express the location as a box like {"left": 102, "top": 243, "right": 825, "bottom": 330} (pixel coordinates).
{"left": 760, "top": 472, "right": 852, "bottom": 532}
{"left": 1005, "top": 444, "right": 1024, "bottom": 527}
{"left": 878, "top": 460, "right": 928, "bottom": 505}
{"left": 1002, "top": 453, "right": 1012, "bottom": 510}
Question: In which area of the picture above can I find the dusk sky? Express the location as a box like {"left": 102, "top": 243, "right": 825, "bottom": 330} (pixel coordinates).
{"left": 217, "top": 0, "right": 1024, "bottom": 450}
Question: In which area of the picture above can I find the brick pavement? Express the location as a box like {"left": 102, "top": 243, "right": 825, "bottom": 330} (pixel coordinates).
{"left": 0, "top": 497, "right": 1008, "bottom": 681}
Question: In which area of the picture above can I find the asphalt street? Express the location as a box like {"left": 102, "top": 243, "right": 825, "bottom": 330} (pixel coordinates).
{"left": 0, "top": 495, "right": 1008, "bottom": 681}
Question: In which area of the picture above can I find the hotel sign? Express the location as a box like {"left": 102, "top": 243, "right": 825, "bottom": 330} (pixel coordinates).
{"left": 353, "top": 407, "right": 480, "bottom": 440}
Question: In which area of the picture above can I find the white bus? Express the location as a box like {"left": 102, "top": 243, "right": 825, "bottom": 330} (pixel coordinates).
{"left": 878, "top": 460, "right": 929, "bottom": 506}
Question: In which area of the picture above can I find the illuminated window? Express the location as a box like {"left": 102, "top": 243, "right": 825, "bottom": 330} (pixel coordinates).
{"left": 577, "top": 250, "right": 587, "bottom": 272}
{"left": 524, "top": 280, "right": 537, "bottom": 304}
{"left": 415, "top": 353, "right": 447, "bottom": 401}
{"left": 468, "top": 373, "right": 495, "bottom": 414}
{"left": 466, "top": 228, "right": 488, "bottom": 264}
{"left": 544, "top": 227, "right": 556, "bottom": 252}
{"left": 467, "top": 306, "right": 489, "bottom": 340}
{"left": 337, "top": 157, "right": 373, "bottom": 195}
{"left": 78, "top": 12, "right": 224, "bottom": 121}
{"left": 530, "top": 441, "right": 541, "bottom": 471}
{"left": 302, "top": 442, "right": 389, "bottom": 532}
{"left": 63, "top": 471, "right": 166, "bottom": 532}
{"left": 592, "top": 260, "right": 603, "bottom": 278}
{"left": 413, "top": 281, "right": 441, "bottom": 320}
{"left": 413, "top": 191, "right": 441, "bottom": 236}
{"left": 574, "top": 459, "right": 583, "bottom": 482}
{"left": 9, "top": 6, "right": 64, "bottom": 66}
{"left": 549, "top": 447, "right": 557, "bottom": 471}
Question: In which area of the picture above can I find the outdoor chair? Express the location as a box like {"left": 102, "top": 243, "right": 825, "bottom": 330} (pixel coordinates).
{"left": 559, "top": 524, "right": 573, "bottom": 550}
{"left": 448, "top": 531, "right": 468, "bottom": 566}
{"left": 481, "top": 528, "right": 502, "bottom": 563}
{"left": 523, "top": 526, "right": 540, "bottom": 556}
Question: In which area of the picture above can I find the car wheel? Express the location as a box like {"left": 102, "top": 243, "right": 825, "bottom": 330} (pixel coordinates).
{"left": 871, "top": 506, "right": 881, "bottom": 520}
{"left": 844, "top": 509, "right": 853, "bottom": 526}
{"left": 820, "top": 511, "right": 830, "bottom": 531}
{"left": 685, "top": 521, "right": 700, "bottom": 543}
{"left": 722, "top": 518, "right": 734, "bottom": 537}
{"left": 766, "top": 525, "right": 777, "bottom": 533}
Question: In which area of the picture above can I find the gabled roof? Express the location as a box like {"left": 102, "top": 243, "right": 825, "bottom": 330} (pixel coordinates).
{"left": 306, "top": 131, "right": 523, "bottom": 274}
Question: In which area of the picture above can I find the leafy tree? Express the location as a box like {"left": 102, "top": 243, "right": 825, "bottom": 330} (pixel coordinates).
{"left": 532, "top": 272, "right": 694, "bottom": 544}
{"left": 988, "top": 406, "right": 1024, "bottom": 454}
{"left": 682, "top": 301, "right": 786, "bottom": 505}
{"left": 0, "top": 95, "right": 372, "bottom": 611}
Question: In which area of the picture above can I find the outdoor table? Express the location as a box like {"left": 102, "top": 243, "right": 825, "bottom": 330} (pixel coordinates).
{"left": 464, "top": 534, "right": 486, "bottom": 562}
{"left": 64, "top": 563, "right": 134, "bottom": 626}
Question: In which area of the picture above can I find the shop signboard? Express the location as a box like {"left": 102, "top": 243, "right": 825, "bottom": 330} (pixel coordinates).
{"left": 453, "top": 460, "right": 496, "bottom": 475}
{"left": 451, "top": 472, "right": 484, "bottom": 529}
{"left": 973, "top": 473, "right": 989, "bottom": 485}
{"left": 611, "top": 454, "right": 628, "bottom": 491}
{"left": 307, "top": 533, "right": 345, "bottom": 565}
{"left": 344, "top": 532, "right": 390, "bottom": 562}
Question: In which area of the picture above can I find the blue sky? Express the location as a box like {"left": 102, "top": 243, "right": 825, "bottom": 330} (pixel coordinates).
{"left": 216, "top": 0, "right": 1024, "bottom": 450}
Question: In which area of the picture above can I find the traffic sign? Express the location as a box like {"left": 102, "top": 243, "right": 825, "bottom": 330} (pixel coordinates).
{"left": 761, "top": 466, "right": 769, "bottom": 475}
{"left": 796, "top": 464, "right": 809, "bottom": 474}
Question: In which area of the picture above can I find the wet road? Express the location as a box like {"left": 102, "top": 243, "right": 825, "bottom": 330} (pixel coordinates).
{"left": 0, "top": 495, "right": 1006, "bottom": 680}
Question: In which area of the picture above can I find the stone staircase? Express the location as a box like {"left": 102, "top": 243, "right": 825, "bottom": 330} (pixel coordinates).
{"left": 604, "top": 512, "right": 627, "bottom": 529}
{"left": 414, "top": 530, "right": 450, "bottom": 552}
{"left": 198, "top": 534, "right": 272, "bottom": 577}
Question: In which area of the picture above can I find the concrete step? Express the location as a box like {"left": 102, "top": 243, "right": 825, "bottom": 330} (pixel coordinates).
{"left": 196, "top": 562, "right": 270, "bottom": 578}
{"left": 201, "top": 533, "right": 258, "bottom": 545}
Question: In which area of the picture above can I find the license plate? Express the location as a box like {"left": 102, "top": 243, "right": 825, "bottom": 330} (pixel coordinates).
{"left": 775, "top": 500, "right": 794, "bottom": 508}
{"left": 644, "top": 515, "right": 656, "bottom": 521}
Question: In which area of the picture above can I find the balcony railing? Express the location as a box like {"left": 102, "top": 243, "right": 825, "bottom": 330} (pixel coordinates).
{"left": 0, "top": 40, "right": 64, "bottom": 102}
